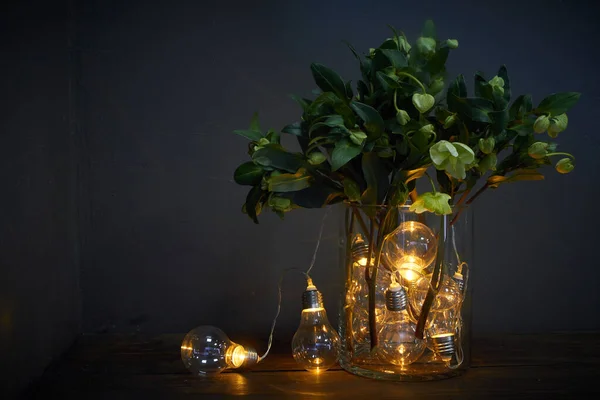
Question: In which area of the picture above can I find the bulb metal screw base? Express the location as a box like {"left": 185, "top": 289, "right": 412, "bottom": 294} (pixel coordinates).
{"left": 385, "top": 287, "right": 408, "bottom": 311}
{"left": 351, "top": 240, "right": 370, "bottom": 263}
{"left": 242, "top": 347, "right": 259, "bottom": 368}
{"left": 302, "top": 288, "right": 324, "bottom": 309}
{"left": 431, "top": 334, "right": 456, "bottom": 362}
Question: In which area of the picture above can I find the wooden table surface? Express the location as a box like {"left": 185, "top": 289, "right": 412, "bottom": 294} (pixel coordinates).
{"left": 26, "top": 332, "right": 600, "bottom": 399}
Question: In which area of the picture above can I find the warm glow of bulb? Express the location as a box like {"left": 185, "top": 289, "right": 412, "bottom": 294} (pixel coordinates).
{"left": 229, "top": 345, "right": 247, "bottom": 368}
{"left": 302, "top": 307, "right": 325, "bottom": 313}
{"left": 357, "top": 257, "right": 368, "bottom": 266}
{"left": 180, "top": 346, "right": 193, "bottom": 351}
{"left": 431, "top": 333, "right": 454, "bottom": 339}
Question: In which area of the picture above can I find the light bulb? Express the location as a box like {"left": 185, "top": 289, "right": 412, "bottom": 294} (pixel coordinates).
{"left": 181, "top": 325, "right": 258, "bottom": 376}
{"left": 350, "top": 269, "right": 390, "bottom": 345}
{"left": 378, "top": 282, "right": 425, "bottom": 366}
{"left": 382, "top": 221, "right": 438, "bottom": 270}
{"left": 409, "top": 275, "right": 463, "bottom": 362}
{"left": 292, "top": 283, "right": 340, "bottom": 373}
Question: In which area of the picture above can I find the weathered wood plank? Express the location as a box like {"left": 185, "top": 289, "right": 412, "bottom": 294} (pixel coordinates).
{"left": 27, "top": 333, "right": 600, "bottom": 399}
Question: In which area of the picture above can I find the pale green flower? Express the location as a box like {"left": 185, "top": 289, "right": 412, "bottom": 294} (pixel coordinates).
{"left": 409, "top": 192, "right": 452, "bottom": 215}
{"left": 430, "top": 140, "right": 475, "bottom": 180}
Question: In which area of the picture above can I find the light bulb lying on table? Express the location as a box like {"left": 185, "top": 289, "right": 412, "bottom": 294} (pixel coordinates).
{"left": 181, "top": 325, "right": 258, "bottom": 376}
{"left": 292, "top": 281, "right": 341, "bottom": 373}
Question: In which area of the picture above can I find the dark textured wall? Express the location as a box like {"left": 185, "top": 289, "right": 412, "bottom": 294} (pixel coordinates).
{"left": 77, "top": 0, "right": 599, "bottom": 343}
{"left": 0, "top": 1, "right": 81, "bottom": 397}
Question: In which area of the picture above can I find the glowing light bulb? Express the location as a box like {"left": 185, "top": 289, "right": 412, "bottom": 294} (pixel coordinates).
{"left": 292, "top": 283, "right": 340, "bottom": 373}
{"left": 382, "top": 221, "right": 438, "bottom": 271}
{"left": 181, "top": 326, "right": 258, "bottom": 376}
{"left": 350, "top": 270, "right": 390, "bottom": 345}
{"left": 378, "top": 281, "right": 425, "bottom": 366}
{"left": 408, "top": 275, "right": 463, "bottom": 361}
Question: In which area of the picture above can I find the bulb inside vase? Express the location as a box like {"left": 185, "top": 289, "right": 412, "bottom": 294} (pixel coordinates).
{"left": 382, "top": 221, "right": 438, "bottom": 272}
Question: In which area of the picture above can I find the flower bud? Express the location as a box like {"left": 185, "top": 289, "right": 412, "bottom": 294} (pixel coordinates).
{"left": 443, "top": 114, "right": 456, "bottom": 128}
{"left": 548, "top": 114, "right": 568, "bottom": 138}
{"left": 395, "top": 109, "right": 410, "bottom": 125}
{"left": 527, "top": 142, "right": 549, "bottom": 159}
{"left": 419, "top": 124, "right": 435, "bottom": 135}
{"left": 429, "top": 78, "right": 445, "bottom": 95}
{"left": 412, "top": 93, "right": 435, "bottom": 114}
{"left": 489, "top": 76, "right": 505, "bottom": 96}
{"left": 349, "top": 130, "right": 367, "bottom": 146}
{"left": 478, "top": 137, "right": 495, "bottom": 154}
{"left": 555, "top": 158, "right": 574, "bottom": 174}
{"left": 308, "top": 152, "right": 327, "bottom": 165}
{"left": 394, "top": 35, "right": 411, "bottom": 53}
{"left": 446, "top": 39, "right": 459, "bottom": 49}
{"left": 533, "top": 115, "right": 550, "bottom": 134}
{"left": 416, "top": 37, "right": 436, "bottom": 58}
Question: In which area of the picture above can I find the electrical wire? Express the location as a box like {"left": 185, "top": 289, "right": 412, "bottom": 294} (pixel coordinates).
{"left": 257, "top": 209, "right": 330, "bottom": 363}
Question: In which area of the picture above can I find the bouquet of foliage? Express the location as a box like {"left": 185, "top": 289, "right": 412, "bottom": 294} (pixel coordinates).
{"left": 233, "top": 20, "right": 580, "bottom": 346}
{"left": 233, "top": 20, "right": 579, "bottom": 225}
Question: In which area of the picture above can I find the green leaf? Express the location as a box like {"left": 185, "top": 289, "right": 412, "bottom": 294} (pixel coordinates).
{"left": 283, "top": 185, "right": 343, "bottom": 208}
{"left": 447, "top": 74, "right": 467, "bottom": 112}
{"left": 350, "top": 101, "right": 385, "bottom": 136}
{"left": 249, "top": 112, "right": 261, "bottom": 131}
{"left": 453, "top": 96, "right": 494, "bottom": 123}
{"left": 282, "top": 122, "right": 303, "bottom": 136}
{"left": 266, "top": 129, "right": 280, "bottom": 144}
{"left": 331, "top": 138, "right": 362, "bottom": 171}
{"left": 497, "top": 65, "right": 511, "bottom": 103}
{"left": 309, "top": 114, "right": 346, "bottom": 136}
{"left": 388, "top": 182, "right": 409, "bottom": 207}
{"left": 361, "top": 152, "right": 389, "bottom": 205}
{"left": 536, "top": 92, "right": 580, "bottom": 115}
{"left": 234, "top": 129, "right": 263, "bottom": 141}
{"left": 376, "top": 71, "right": 400, "bottom": 90}
{"left": 380, "top": 49, "right": 408, "bottom": 68}
{"left": 268, "top": 168, "right": 313, "bottom": 192}
{"left": 310, "top": 63, "right": 348, "bottom": 100}
{"left": 290, "top": 94, "right": 312, "bottom": 111}
{"left": 509, "top": 94, "right": 533, "bottom": 120}
{"left": 234, "top": 162, "right": 264, "bottom": 186}
{"left": 343, "top": 178, "right": 361, "bottom": 202}
{"left": 244, "top": 186, "right": 265, "bottom": 224}
{"left": 252, "top": 145, "right": 303, "bottom": 172}
{"left": 474, "top": 72, "right": 493, "bottom": 100}
{"left": 409, "top": 192, "right": 452, "bottom": 215}
{"left": 426, "top": 46, "right": 449, "bottom": 75}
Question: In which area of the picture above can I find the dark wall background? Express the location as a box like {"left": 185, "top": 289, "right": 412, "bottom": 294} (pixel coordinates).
{"left": 0, "top": 1, "right": 81, "bottom": 397}
{"left": 76, "top": 0, "right": 600, "bottom": 342}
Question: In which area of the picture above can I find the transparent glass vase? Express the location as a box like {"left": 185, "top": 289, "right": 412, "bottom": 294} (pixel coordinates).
{"left": 338, "top": 204, "right": 473, "bottom": 381}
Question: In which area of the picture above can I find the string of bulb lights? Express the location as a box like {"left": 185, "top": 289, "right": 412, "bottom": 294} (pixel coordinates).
{"left": 180, "top": 212, "right": 468, "bottom": 376}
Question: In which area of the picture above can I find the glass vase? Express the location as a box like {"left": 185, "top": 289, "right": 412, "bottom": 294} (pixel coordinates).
{"left": 338, "top": 204, "right": 473, "bottom": 381}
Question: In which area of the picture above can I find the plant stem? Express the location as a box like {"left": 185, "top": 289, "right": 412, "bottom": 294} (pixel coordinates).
{"left": 351, "top": 205, "right": 373, "bottom": 236}
{"left": 546, "top": 152, "right": 575, "bottom": 159}
{"left": 393, "top": 90, "right": 400, "bottom": 112}
{"left": 466, "top": 182, "right": 489, "bottom": 205}
{"left": 365, "top": 216, "right": 378, "bottom": 348}
{"left": 396, "top": 71, "right": 427, "bottom": 93}
{"left": 449, "top": 189, "right": 470, "bottom": 226}
{"left": 415, "top": 216, "right": 446, "bottom": 339}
